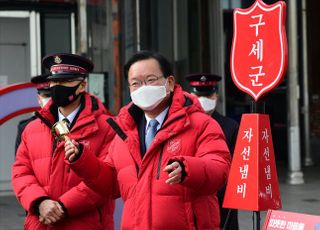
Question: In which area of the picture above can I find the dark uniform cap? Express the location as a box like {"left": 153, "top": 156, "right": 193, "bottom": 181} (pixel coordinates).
{"left": 185, "top": 73, "right": 222, "bottom": 96}
{"left": 42, "top": 53, "right": 94, "bottom": 81}
{"left": 30, "top": 74, "right": 51, "bottom": 95}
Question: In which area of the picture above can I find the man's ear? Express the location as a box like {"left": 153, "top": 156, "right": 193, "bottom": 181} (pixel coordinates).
{"left": 210, "top": 93, "right": 218, "bottom": 100}
{"left": 79, "top": 81, "right": 87, "bottom": 93}
{"left": 37, "top": 94, "right": 42, "bottom": 107}
{"left": 167, "top": 75, "right": 175, "bottom": 92}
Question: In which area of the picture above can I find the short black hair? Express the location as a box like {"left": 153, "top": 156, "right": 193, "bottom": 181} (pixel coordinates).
{"left": 124, "top": 50, "right": 173, "bottom": 79}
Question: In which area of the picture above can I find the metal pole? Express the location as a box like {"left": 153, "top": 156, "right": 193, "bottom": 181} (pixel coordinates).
{"left": 250, "top": 100, "right": 265, "bottom": 114}
{"left": 30, "top": 11, "right": 41, "bottom": 76}
{"left": 250, "top": 100, "right": 264, "bottom": 230}
{"left": 71, "top": 12, "right": 76, "bottom": 54}
{"left": 301, "top": 0, "right": 313, "bottom": 166}
{"left": 253, "top": 211, "right": 260, "bottom": 230}
{"left": 78, "top": 0, "right": 87, "bottom": 55}
{"left": 287, "top": 0, "right": 304, "bottom": 184}
{"left": 112, "top": 0, "right": 122, "bottom": 113}
{"left": 252, "top": 212, "right": 254, "bottom": 230}
{"left": 208, "top": 0, "right": 225, "bottom": 115}
{"left": 136, "top": 0, "right": 141, "bottom": 51}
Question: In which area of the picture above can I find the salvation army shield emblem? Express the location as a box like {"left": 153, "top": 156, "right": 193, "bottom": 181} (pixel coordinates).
{"left": 230, "top": 0, "right": 287, "bottom": 101}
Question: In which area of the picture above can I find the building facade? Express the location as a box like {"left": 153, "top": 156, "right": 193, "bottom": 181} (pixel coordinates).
{"left": 0, "top": 0, "right": 319, "bottom": 192}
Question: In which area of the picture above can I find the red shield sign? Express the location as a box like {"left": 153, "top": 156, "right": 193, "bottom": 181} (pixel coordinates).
{"left": 231, "top": 0, "right": 287, "bottom": 101}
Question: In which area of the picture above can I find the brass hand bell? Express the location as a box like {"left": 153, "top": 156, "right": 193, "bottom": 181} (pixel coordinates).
{"left": 52, "top": 120, "right": 70, "bottom": 141}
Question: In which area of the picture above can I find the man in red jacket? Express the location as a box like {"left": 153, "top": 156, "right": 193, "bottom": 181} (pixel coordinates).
{"left": 12, "top": 53, "right": 115, "bottom": 229}
{"left": 15, "top": 74, "right": 51, "bottom": 153}
{"left": 65, "top": 51, "right": 231, "bottom": 229}
{"left": 186, "top": 73, "right": 239, "bottom": 230}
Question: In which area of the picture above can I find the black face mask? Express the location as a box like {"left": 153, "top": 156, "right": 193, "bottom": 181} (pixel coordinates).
{"left": 50, "top": 83, "right": 82, "bottom": 107}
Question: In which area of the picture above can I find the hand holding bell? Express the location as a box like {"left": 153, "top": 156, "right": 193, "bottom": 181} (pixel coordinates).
{"left": 52, "top": 120, "right": 70, "bottom": 141}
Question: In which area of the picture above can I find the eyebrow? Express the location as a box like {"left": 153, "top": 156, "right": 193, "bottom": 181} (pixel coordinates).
{"left": 129, "top": 77, "right": 141, "bottom": 81}
{"left": 130, "top": 74, "right": 159, "bottom": 79}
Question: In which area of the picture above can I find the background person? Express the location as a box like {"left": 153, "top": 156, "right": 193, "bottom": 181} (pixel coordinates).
{"left": 15, "top": 74, "right": 51, "bottom": 153}
{"left": 186, "top": 73, "right": 239, "bottom": 230}
{"left": 12, "top": 53, "right": 115, "bottom": 229}
{"left": 65, "top": 50, "right": 231, "bottom": 229}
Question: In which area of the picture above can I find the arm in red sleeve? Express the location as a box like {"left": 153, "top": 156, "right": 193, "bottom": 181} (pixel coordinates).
{"left": 66, "top": 141, "right": 116, "bottom": 198}
{"left": 12, "top": 131, "right": 49, "bottom": 214}
{"left": 60, "top": 130, "right": 116, "bottom": 216}
{"left": 172, "top": 118, "right": 231, "bottom": 195}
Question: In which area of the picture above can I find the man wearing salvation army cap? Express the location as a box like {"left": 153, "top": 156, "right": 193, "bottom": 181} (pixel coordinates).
{"left": 12, "top": 53, "right": 116, "bottom": 229}
{"left": 186, "top": 73, "right": 240, "bottom": 230}
{"left": 15, "top": 74, "right": 51, "bottom": 153}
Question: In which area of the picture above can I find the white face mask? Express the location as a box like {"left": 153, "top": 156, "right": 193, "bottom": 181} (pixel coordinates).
{"left": 198, "top": 97, "right": 216, "bottom": 113}
{"left": 130, "top": 81, "right": 168, "bottom": 111}
{"left": 40, "top": 97, "right": 51, "bottom": 108}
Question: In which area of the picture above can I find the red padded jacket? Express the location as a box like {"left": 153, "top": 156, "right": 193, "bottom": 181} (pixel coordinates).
{"left": 70, "top": 85, "right": 231, "bottom": 229}
{"left": 12, "top": 93, "right": 115, "bottom": 230}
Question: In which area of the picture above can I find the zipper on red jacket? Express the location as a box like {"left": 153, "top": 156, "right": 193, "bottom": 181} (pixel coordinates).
{"left": 156, "top": 146, "right": 164, "bottom": 180}
{"left": 52, "top": 138, "right": 57, "bottom": 155}
{"left": 135, "top": 162, "right": 139, "bottom": 176}
{"left": 97, "top": 207, "right": 103, "bottom": 223}
{"left": 193, "top": 211, "right": 199, "bottom": 230}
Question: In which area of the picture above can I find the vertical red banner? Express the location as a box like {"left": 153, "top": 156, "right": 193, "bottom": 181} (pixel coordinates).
{"left": 223, "top": 114, "right": 281, "bottom": 211}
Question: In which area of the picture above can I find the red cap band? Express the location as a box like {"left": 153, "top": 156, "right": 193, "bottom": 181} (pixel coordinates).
{"left": 189, "top": 81, "right": 218, "bottom": 86}
{"left": 51, "top": 64, "right": 87, "bottom": 74}
{"left": 35, "top": 82, "right": 50, "bottom": 90}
